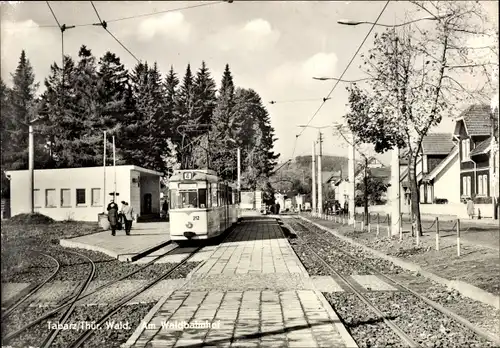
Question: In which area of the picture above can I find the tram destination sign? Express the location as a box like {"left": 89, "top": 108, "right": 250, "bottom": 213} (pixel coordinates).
{"left": 179, "top": 183, "right": 197, "bottom": 190}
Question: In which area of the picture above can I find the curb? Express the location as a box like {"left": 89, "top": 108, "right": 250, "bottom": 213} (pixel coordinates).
{"left": 315, "top": 290, "right": 359, "bottom": 348}
{"left": 299, "top": 216, "right": 500, "bottom": 310}
{"left": 121, "top": 287, "right": 179, "bottom": 348}
{"left": 60, "top": 239, "right": 120, "bottom": 259}
{"left": 125, "top": 240, "right": 172, "bottom": 262}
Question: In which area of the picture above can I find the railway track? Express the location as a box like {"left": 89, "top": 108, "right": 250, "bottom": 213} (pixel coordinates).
{"left": 66, "top": 246, "right": 203, "bottom": 348}
{"left": 1, "top": 244, "right": 186, "bottom": 344}
{"left": 1, "top": 250, "right": 61, "bottom": 320}
{"left": 40, "top": 250, "right": 96, "bottom": 348}
{"left": 281, "top": 218, "right": 500, "bottom": 347}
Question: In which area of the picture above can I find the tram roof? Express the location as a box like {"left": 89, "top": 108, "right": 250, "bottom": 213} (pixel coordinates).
{"left": 169, "top": 169, "right": 237, "bottom": 187}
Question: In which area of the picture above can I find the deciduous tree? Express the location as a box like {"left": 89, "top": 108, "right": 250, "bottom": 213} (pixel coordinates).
{"left": 344, "top": 1, "right": 497, "bottom": 236}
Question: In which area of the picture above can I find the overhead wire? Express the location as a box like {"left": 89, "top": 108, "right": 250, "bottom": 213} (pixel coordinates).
{"left": 289, "top": 0, "right": 391, "bottom": 160}
{"left": 3, "top": 1, "right": 225, "bottom": 29}
{"left": 269, "top": 98, "right": 331, "bottom": 104}
{"left": 90, "top": 1, "right": 141, "bottom": 63}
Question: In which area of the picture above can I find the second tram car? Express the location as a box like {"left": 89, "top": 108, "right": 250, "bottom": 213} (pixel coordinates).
{"left": 168, "top": 169, "right": 240, "bottom": 241}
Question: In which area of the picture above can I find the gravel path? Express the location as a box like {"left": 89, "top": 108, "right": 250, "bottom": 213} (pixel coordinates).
{"left": 286, "top": 218, "right": 499, "bottom": 347}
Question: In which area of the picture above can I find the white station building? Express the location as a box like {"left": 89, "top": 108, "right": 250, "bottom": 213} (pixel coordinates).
{"left": 5, "top": 165, "right": 162, "bottom": 222}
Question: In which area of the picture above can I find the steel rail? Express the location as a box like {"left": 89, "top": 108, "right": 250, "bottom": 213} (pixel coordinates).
{"left": 294, "top": 218, "right": 500, "bottom": 346}
{"left": 2, "top": 245, "right": 180, "bottom": 343}
{"left": 67, "top": 246, "right": 204, "bottom": 348}
{"left": 1, "top": 250, "right": 60, "bottom": 320}
{"left": 282, "top": 219, "right": 419, "bottom": 347}
{"left": 40, "top": 250, "right": 96, "bottom": 348}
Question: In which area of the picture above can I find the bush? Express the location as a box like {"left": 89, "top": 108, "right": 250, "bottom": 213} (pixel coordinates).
{"left": 7, "top": 213, "right": 55, "bottom": 225}
{"left": 433, "top": 198, "right": 448, "bottom": 204}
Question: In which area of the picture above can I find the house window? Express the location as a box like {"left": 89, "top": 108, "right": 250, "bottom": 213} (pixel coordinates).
{"left": 34, "top": 189, "right": 41, "bottom": 208}
{"left": 461, "top": 139, "right": 470, "bottom": 161}
{"left": 45, "top": 189, "right": 56, "bottom": 208}
{"left": 76, "top": 189, "right": 86, "bottom": 206}
{"left": 61, "top": 189, "right": 71, "bottom": 207}
{"left": 478, "top": 175, "right": 488, "bottom": 196}
{"left": 462, "top": 176, "right": 472, "bottom": 197}
{"left": 91, "top": 188, "right": 101, "bottom": 206}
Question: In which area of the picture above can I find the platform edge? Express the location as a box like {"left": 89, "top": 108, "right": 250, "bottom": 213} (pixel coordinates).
{"left": 314, "top": 290, "right": 359, "bottom": 348}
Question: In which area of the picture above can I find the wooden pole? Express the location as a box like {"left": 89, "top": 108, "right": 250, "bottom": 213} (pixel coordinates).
{"left": 456, "top": 219, "right": 461, "bottom": 257}
{"left": 435, "top": 217, "right": 440, "bottom": 251}
{"left": 399, "top": 213, "right": 403, "bottom": 241}
{"left": 387, "top": 213, "right": 391, "bottom": 238}
{"left": 103, "top": 131, "right": 106, "bottom": 212}
{"left": 113, "top": 136, "right": 116, "bottom": 202}
{"left": 376, "top": 213, "right": 380, "bottom": 237}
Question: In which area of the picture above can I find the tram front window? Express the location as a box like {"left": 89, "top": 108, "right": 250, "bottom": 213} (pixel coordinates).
{"left": 180, "top": 191, "right": 198, "bottom": 208}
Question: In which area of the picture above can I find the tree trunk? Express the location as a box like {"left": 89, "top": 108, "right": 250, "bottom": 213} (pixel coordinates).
{"left": 364, "top": 160, "right": 369, "bottom": 226}
{"left": 408, "top": 155, "right": 423, "bottom": 237}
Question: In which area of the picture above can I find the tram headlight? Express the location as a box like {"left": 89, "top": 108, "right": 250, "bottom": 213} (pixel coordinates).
{"left": 186, "top": 222, "right": 193, "bottom": 229}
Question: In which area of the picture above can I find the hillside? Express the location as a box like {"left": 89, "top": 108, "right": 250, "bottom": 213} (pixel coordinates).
{"left": 295, "top": 155, "right": 355, "bottom": 174}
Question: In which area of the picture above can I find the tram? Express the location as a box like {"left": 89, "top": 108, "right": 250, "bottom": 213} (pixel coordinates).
{"left": 168, "top": 169, "right": 240, "bottom": 242}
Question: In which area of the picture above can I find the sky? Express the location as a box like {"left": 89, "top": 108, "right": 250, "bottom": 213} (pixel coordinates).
{"left": 1, "top": 1, "right": 498, "bottom": 166}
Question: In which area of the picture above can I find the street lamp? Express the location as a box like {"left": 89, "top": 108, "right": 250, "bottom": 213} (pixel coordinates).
{"left": 27, "top": 115, "right": 47, "bottom": 213}
{"left": 337, "top": 13, "right": 452, "bottom": 27}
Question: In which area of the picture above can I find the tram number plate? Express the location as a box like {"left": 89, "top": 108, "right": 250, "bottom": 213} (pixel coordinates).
{"left": 193, "top": 216, "right": 200, "bottom": 221}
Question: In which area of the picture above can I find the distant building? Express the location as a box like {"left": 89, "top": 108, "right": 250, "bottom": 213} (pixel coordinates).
{"left": 5, "top": 165, "right": 162, "bottom": 221}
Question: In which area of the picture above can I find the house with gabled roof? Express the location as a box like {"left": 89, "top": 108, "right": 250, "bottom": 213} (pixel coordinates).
{"left": 453, "top": 104, "right": 496, "bottom": 209}
{"left": 400, "top": 133, "right": 459, "bottom": 205}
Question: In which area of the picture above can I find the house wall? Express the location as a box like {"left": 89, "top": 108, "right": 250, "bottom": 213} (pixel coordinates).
{"left": 8, "top": 167, "right": 132, "bottom": 221}
{"left": 433, "top": 152, "right": 461, "bottom": 204}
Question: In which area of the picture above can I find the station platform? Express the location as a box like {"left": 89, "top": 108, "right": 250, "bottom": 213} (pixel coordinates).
{"left": 124, "top": 217, "right": 358, "bottom": 348}
{"left": 60, "top": 222, "right": 170, "bottom": 262}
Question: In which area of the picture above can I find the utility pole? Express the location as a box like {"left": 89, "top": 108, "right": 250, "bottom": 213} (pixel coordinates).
{"left": 237, "top": 147, "right": 241, "bottom": 193}
{"left": 28, "top": 124, "right": 34, "bottom": 213}
{"left": 312, "top": 141, "right": 317, "bottom": 215}
{"left": 103, "top": 131, "right": 106, "bottom": 213}
{"left": 348, "top": 132, "right": 356, "bottom": 225}
{"left": 317, "top": 132, "right": 324, "bottom": 215}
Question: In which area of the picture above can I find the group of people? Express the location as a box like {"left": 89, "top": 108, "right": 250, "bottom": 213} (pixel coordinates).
{"left": 107, "top": 200, "right": 134, "bottom": 236}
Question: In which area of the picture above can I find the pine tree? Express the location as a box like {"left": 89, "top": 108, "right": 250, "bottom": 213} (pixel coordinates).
{"left": 58, "top": 45, "right": 100, "bottom": 167}
{"left": 176, "top": 64, "right": 199, "bottom": 168}
{"left": 122, "top": 61, "right": 170, "bottom": 174}
{"left": 163, "top": 66, "right": 180, "bottom": 142}
{"left": 1, "top": 79, "right": 12, "bottom": 198}
{"left": 39, "top": 56, "right": 70, "bottom": 168}
{"left": 193, "top": 61, "right": 217, "bottom": 126}
{"left": 209, "top": 64, "right": 236, "bottom": 177}
{"left": 4, "top": 50, "right": 40, "bottom": 170}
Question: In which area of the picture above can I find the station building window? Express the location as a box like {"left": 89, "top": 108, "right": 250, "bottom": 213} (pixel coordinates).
{"left": 76, "top": 188, "right": 86, "bottom": 206}
{"left": 45, "top": 189, "right": 56, "bottom": 208}
{"left": 61, "top": 189, "right": 71, "bottom": 207}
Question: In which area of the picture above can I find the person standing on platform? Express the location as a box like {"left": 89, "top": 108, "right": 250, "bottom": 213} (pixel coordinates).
{"left": 122, "top": 202, "right": 135, "bottom": 235}
{"left": 276, "top": 202, "right": 281, "bottom": 215}
{"left": 467, "top": 197, "right": 475, "bottom": 219}
{"left": 107, "top": 201, "right": 119, "bottom": 236}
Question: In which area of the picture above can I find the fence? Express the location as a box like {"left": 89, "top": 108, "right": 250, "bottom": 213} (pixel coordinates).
{"left": 307, "top": 211, "right": 469, "bottom": 257}
{"left": 354, "top": 203, "right": 496, "bottom": 219}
